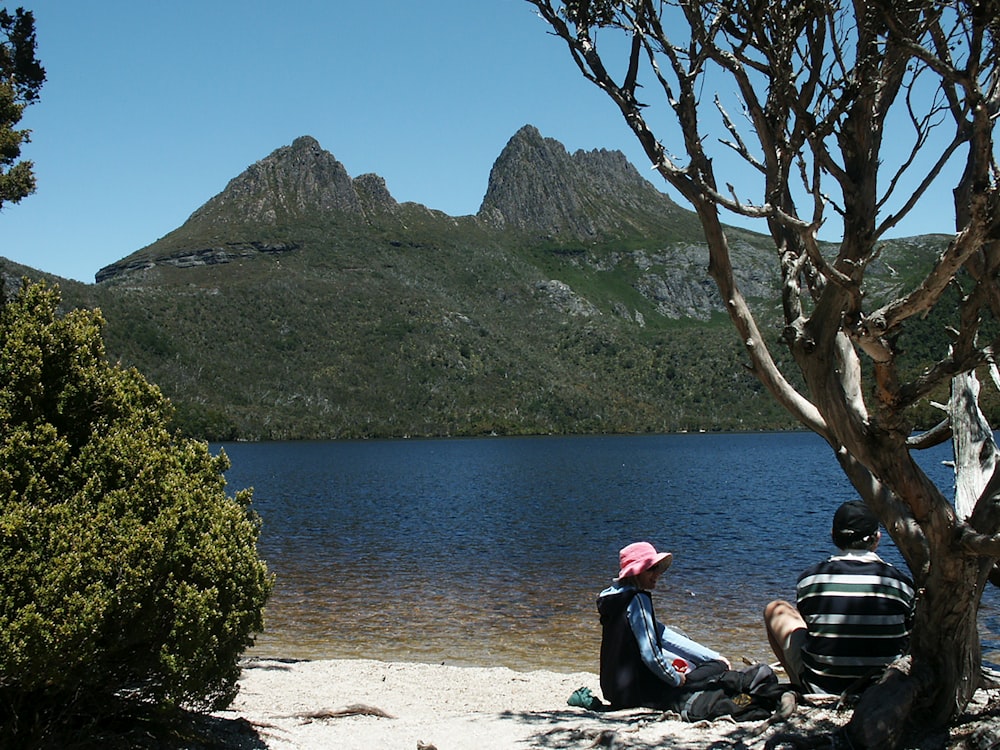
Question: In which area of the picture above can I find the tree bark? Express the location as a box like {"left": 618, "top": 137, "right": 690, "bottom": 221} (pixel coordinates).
{"left": 846, "top": 658, "right": 925, "bottom": 750}
{"left": 846, "top": 371, "right": 1000, "bottom": 743}
{"left": 952, "top": 371, "right": 1000, "bottom": 523}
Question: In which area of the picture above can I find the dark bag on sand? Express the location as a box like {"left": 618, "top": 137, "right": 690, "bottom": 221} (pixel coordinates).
{"left": 676, "top": 661, "right": 785, "bottom": 722}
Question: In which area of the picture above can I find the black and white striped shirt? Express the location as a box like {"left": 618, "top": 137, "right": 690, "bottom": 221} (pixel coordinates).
{"left": 796, "top": 550, "right": 915, "bottom": 695}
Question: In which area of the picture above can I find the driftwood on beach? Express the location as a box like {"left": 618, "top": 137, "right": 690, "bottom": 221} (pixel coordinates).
{"left": 289, "top": 703, "right": 396, "bottom": 722}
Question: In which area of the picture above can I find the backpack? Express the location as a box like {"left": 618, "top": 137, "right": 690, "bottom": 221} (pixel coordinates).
{"left": 678, "top": 661, "right": 786, "bottom": 722}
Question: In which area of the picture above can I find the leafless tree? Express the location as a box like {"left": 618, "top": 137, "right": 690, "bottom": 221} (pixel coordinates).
{"left": 527, "top": 0, "right": 1000, "bottom": 744}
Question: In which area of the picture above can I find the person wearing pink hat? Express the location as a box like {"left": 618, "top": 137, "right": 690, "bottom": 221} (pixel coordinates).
{"left": 597, "top": 541, "right": 731, "bottom": 710}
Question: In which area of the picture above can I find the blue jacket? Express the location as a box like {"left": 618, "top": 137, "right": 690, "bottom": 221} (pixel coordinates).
{"left": 597, "top": 582, "right": 724, "bottom": 708}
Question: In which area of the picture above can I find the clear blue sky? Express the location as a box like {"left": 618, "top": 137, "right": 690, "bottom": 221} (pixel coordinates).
{"left": 1, "top": 1, "right": 960, "bottom": 283}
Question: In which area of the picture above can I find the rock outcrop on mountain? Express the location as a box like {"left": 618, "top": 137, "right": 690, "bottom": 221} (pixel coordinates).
{"left": 477, "top": 125, "right": 681, "bottom": 241}
{"left": 93, "top": 241, "right": 300, "bottom": 283}
{"left": 190, "top": 135, "right": 399, "bottom": 227}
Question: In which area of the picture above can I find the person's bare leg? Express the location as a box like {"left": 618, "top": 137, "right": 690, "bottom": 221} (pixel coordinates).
{"left": 764, "top": 599, "right": 806, "bottom": 685}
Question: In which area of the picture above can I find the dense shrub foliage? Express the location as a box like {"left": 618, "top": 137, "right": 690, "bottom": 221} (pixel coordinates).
{"left": 0, "top": 280, "right": 272, "bottom": 744}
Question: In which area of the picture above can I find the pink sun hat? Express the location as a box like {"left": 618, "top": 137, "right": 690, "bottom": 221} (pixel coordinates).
{"left": 616, "top": 541, "right": 673, "bottom": 580}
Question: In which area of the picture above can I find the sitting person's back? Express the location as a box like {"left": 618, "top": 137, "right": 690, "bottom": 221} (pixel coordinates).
{"left": 765, "top": 500, "right": 915, "bottom": 695}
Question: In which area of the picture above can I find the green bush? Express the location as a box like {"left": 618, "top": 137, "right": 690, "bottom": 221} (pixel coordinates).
{"left": 0, "top": 280, "right": 272, "bottom": 744}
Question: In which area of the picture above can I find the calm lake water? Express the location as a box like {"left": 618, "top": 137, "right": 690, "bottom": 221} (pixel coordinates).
{"left": 216, "top": 432, "right": 1000, "bottom": 674}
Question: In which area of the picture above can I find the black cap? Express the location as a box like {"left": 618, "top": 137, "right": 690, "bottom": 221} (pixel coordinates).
{"left": 832, "top": 500, "right": 879, "bottom": 545}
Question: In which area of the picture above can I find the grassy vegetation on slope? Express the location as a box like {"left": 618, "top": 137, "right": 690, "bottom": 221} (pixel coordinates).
{"left": 4, "top": 205, "right": 987, "bottom": 442}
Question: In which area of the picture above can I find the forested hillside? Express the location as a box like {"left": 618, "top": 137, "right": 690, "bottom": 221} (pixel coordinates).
{"left": 3, "top": 127, "right": 964, "bottom": 440}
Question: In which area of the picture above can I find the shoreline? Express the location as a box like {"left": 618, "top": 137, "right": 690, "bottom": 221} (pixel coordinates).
{"left": 244, "top": 600, "right": 780, "bottom": 675}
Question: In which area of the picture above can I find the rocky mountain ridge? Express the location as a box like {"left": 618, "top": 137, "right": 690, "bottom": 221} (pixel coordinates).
{"left": 94, "top": 125, "right": 697, "bottom": 284}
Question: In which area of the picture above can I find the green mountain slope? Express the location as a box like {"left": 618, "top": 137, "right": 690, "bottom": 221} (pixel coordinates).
{"left": 3, "top": 127, "right": 965, "bottom": 440}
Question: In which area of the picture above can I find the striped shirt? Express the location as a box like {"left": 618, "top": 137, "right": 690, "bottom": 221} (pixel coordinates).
{"left": 796, "top": 551, "right": 915, "bottom": 695}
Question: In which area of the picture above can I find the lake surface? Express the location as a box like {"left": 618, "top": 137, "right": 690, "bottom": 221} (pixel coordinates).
{"left": 216, "top": 432, "right": 1000, "bottom": 674}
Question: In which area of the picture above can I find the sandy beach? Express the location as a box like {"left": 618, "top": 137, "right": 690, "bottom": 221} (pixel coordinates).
{"left": 203, "top": 657, "right": 1000, "bottom": 750}
{"left": 207, "top": 657, "right": 840, "bottom": 749}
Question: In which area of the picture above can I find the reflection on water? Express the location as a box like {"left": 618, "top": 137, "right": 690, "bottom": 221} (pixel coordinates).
{"left": 218, "top": 433, "right": 1000, "bottom": 673}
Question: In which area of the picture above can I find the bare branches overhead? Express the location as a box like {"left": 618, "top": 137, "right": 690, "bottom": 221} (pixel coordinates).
{"left": 528, "top": 0, "right": 999, "bottom": 451}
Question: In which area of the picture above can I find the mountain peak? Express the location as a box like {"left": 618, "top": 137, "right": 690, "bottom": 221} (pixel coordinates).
{"left": 94, "top": 136, "right": 401, "bottom": 282}
{"left": 185, "top": 136, "right": 398, "bottom": 228}
{"left": 477, "top": 124, "right": 678, "bottom": 241}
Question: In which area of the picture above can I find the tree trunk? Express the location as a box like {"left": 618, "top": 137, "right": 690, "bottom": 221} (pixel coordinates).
{"left": 846, "top": 658, "right": 924, "bottom": 750}
{"left": 846, "top": 563, "right": 981, "bottom": 747}
{"left": 846, "top": 371, "right": 999, "bottom": 746}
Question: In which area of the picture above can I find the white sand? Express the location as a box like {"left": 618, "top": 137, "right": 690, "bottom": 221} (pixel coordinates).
{"left": 214, "top": 657, "right": 851, "bottom": 750}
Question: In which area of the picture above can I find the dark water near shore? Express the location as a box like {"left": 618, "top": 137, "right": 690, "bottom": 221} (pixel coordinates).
{"left": 217, "top": 432, "right": 1000, "bottom": 673}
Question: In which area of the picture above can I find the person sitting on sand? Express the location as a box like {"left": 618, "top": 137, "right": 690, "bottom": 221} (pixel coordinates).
{"left": 597, "top": 541, "right": 731, "bottom": 710}
{"left": 763, "top": 500, "right": 915, "bottom": 696}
